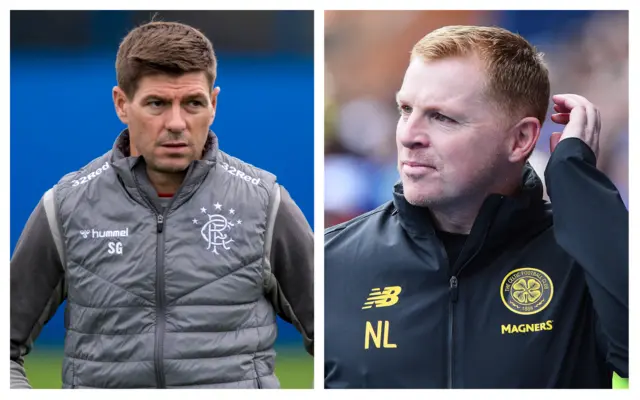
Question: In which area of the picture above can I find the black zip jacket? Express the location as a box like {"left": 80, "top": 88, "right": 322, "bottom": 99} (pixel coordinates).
{"left": 324, "top": 138, "right": 628, "bottom": 388}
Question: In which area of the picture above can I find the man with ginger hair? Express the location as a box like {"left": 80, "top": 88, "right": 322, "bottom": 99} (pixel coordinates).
{"left": 324, "top": 25, "right": 627, "bottom": 388}
{"left": 11, "top": 21, "right": 313, "bottom": 389}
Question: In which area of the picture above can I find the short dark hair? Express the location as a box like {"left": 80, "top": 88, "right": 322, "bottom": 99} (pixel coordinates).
{"left": 115, "top": 21, "right": 217, "bottom": 99}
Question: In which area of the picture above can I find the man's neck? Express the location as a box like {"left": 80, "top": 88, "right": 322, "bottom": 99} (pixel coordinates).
{"left": 430, "top": 173, "right": 521, "bottom": 235}
{"left": 430, "top": 204, "right": 479, "bottom": 235}
{"left": 146, "top": 168, "right": 186, "bottom": 195}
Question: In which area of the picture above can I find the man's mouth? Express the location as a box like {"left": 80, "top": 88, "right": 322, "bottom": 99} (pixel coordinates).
{"left": 402, "top": 161, "right": 435, "bottom": 169}
{"left": 161, "top": 142, "right": 188, "bottom": 148}
{"left": 401, "top": 161, "right": 437, "bottom": 175}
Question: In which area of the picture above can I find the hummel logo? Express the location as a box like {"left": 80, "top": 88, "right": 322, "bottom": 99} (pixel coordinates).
{"left": 362, "top": 286, "right": 402, "bottom": 309}
{"left": 79, "top": 228, "right": 129, "bottom": 239}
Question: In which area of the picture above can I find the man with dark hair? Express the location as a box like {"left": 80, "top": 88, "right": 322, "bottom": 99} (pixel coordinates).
{"left": 324, "top": 25, "right": 627, "bottom": 388}
{"left": 11, "top": 21, "right": 313, "bottom": 389}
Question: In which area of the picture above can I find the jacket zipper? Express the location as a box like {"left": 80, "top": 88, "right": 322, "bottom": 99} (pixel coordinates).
{"left": 155, "top": 213, "right": 167, "bottom": 388}
{"left": 448, "top": 275, "right": 459, "bottom": 389}
{"left": 130, "top": 173, "right": 169, "bottom": 389}
{"left": 130, "top": 164, "right": 198, "bottom": 388}
{"left": 139, "top": 197, "right": 168, "bottom": 389}
{"left": 445, "top": 224, "right": 490, "bottom": 389}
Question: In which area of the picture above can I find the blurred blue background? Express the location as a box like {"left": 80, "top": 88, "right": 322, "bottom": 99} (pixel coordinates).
{"left": 325, "top": 10, "right": 628, "bottom": 226}
{"left": 11, "top": 10, "right": 313, "bottom": 388}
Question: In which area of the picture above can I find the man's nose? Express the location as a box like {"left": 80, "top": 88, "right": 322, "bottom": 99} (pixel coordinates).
{"left": 166, "top": 103, "right": 187, "bottom": 132}
{"left": 398, "top": 114, "right": 430, "bottom": 149}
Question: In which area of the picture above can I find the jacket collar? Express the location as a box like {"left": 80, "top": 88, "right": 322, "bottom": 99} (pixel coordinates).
{"left": 109, "top": 129, "right": 219, "bottom": 212}
{"left": 110, "top": 129, "right": 218, "bottom": 188}
{"left": 393, "top": 163, "right": 550, "bottom": 250}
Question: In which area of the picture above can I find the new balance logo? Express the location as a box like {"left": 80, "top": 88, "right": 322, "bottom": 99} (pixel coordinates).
{"left": 362, "top": 286, "right": 402, "bottom": 309}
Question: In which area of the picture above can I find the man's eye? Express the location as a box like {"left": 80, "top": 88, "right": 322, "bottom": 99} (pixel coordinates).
{"left": 398, "top": 104, "right": 412, "bottom": 115}
{"left": 188, "top": 100, "right": 204, "bottom": 107}
{"left": 148, "top": 100, "right": 164, "bottom": 108}
{"left": 433, "top": 112, "right": 456, "bottom": 124}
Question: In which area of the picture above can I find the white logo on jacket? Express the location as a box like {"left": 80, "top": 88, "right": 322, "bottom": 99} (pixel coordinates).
{"left": 71, "top": 162, "right": 110, "bottom": 187}
{"left": 220, "top": 162, "right": 260, "bottom": 185}
{"left": 79, "top": 228, "right": 129, "bottom": 239}
{"left": 193, "top": 202, "right": 243, "bottom": 254}
{"left": 78, "top": 227, "right": 128, "bottom": 256}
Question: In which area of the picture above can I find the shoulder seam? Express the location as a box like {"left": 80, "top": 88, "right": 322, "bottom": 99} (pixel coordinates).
{"left": 43, "top": 186, "right": 67, "bottom": 270}
{"left": 324, "top": 204, "right": 390, "bottom": 235}
{"left": 216, "top": 150, "right": 276, "bottom": 196}
{"left": 262, "top": 182, "right": 281, "bottom": 290}
{"left": 55, "top": 152, "right": 113, "bottom": 196}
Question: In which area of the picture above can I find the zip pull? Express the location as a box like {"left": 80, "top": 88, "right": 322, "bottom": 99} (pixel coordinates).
{"left": 157, "top": 215, "right": 164, "bottom": 233}
{"left": 449, "top": 276, "right": 459, "bottom": 303}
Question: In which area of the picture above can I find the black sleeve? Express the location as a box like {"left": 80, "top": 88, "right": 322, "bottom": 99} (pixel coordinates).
{"left": 265, "top": 185, "right": 314, "bottom": 355}
{"left": 10, "top": 198, "right": 66, "bottom": 387}
{"left": 544, "top": 137, "right": 628, "bottom": 377}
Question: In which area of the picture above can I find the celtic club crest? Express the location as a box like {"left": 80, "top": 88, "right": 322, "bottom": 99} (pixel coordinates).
{"left": 192, "top": 202, "right": 243, "bottom": 254}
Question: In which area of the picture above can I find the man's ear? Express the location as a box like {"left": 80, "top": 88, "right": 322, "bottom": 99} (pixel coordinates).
{"left": 209, "top": 86, "right": 221, "bottom": 125}
{"left": 508, "top": 117, "right": 541, "bottom": 163}
{"left": 113, "top": 86, "right": 130, "bottom": 125}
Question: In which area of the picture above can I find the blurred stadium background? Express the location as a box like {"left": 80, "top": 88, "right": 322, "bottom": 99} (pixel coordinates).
{"left": 325, "top": 10, "right": 628, "bottom": 388}
{"left": 10, "top": 10, "right": 313, "bottom": 389}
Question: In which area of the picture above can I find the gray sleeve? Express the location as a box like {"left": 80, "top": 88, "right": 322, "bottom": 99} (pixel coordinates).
{"left": 264, "top": 185, "right": 314, "bottom": 356}
{"left": 10, "top": 190, "right": 66, "bottom": 389}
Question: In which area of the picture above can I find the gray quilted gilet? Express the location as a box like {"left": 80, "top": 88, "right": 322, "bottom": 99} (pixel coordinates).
{"left": 53, "top": 132, "right": 280, "bottom": 388}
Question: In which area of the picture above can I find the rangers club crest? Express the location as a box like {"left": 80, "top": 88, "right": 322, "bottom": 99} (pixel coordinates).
{"left": 192, "top": 202, "right": 243, "bottom": 254}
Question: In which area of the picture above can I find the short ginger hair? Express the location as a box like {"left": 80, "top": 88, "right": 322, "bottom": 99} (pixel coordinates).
{"left": 412, "top": 25, "right": 550, "bottom": 126}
